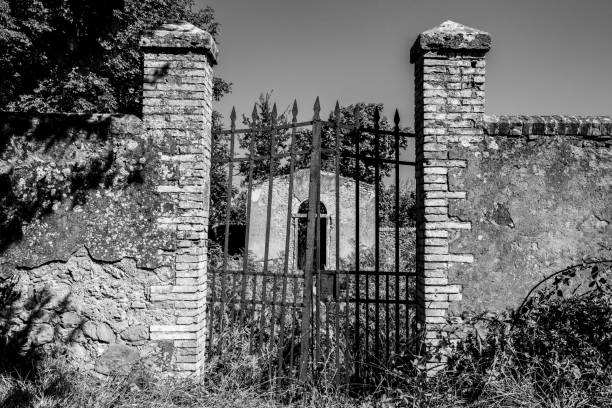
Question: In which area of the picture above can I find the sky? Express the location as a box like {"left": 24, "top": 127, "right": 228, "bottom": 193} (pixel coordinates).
{"left": 198, "top": 0, "right": 612, "bottom": 130}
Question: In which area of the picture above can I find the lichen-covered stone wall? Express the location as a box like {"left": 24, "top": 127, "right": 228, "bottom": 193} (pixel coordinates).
{"left": 448, "top": 117, "right": 612, "bottom": 315}
{"left": 0, "top": 112, "right": 179, "bottom": 374}
{"left": 0, "top": 21, "right": 218, "bottom": 376}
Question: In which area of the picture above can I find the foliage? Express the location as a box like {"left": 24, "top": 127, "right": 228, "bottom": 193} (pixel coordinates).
{"left": 379, "top": 181, "right": 416, "bottom": 227}
{"left": 0, "top": 0, "right": 231, "bottom": 114}
{"left": 404, "top": 260, "right": 612, "bottom": 407}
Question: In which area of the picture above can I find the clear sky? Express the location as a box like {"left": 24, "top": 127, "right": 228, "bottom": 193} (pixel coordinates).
{"left": 198, "top": 0, "right": 611, "bottom": 129}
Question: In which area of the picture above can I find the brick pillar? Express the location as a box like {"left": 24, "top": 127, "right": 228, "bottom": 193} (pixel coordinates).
{"left": 140, "top": 21, "right": 218, "bottom": 374}
{"left": 410, "top": 21, "right": 491, "bottom": 371}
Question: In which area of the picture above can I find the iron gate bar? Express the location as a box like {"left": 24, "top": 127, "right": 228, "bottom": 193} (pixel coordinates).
{"left": 394, "top": 109, "right": 401, "bottom": 355}
{"left": 353, "top": 105, "right": 361, "bottom": 377}
{"left": 220, "top": 269, "right": 305, "bottom": 277}
{"left": 299, "top": 97, "right": 323, "bottom": 381}
{"left": 277, "top": 100, "right": 298, "bottom": 376}
{"left": 314, "top": 98, "right": 323, "bottom": 368}
{"left": 218, "top": 107, "right": 237, "bottom": 351}
{"left": 213, "top": 120, "right": 314, "bottom": 134}
{"left": 211, "top": 150, "right": 415, "bottom": 167}
{"left": 259, "top": 104, "right": 277, "bottom": 354}
{"left": 334, "top": 270, "right": 416, "bottom": 276}
{"left": 373, "top": 107, "right": 381, "bottom": 361}
{"left": 214, "top": 122, "right": 416, "bottom": 136}
{"left": 244, "top": 106, "right": 258, "bottom": 353}
{"left": 209, "top": 298, "right": 305, "bottom": 307}
{"left": 333, "top": 101, "right": 341, "bottom": 383}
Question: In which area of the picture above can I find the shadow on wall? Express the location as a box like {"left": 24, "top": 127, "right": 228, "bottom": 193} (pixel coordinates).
{"left": 0, "top": 113, "right": 145, "bottom": 253}
{"left": 0, "top": 274, "right": 77, "bottom": 406}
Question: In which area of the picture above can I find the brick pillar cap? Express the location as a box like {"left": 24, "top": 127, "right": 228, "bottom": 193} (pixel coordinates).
{"left": 140, "top": 21, "right": 218, "bottom": 64}
{"left": 410, "top": 20, "right": 491, "bottom": 63}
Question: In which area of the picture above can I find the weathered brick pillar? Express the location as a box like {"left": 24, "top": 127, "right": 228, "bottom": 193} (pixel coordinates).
{"left": 410, "top": 21, "right": 491, "bottom": 370}
{"left": 140, "top": 22, "right": 218, "bottom": 374}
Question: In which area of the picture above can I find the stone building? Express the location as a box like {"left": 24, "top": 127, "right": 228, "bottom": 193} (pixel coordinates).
{"left": 248, "top": 168, "right": 376, "bottom": 269}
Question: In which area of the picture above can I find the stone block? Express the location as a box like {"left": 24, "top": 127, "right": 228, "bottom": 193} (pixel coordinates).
{"left": 95, "top": 344, "right": 140, "bottom": 376}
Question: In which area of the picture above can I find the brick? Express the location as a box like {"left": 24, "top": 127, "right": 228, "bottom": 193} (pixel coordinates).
{"left": 424, "top": 198, "right": 448, "bottom": 207}
{"left": 424, "top": 277, "right": 449, "bottom": 285}
{"left": 424, "top": 214, "right": 448, "bottom": 222}
{"left": 424, "top": 293, "right": 448, "bottom": 301}
{"left": 423, "top": 174, "right": 447, "bottom": 183}
{"left": 424, "top": 245, "right": 449, "bottom": 255}
{"left": 424, "top": 206, "right": 448, "bottom": 215}
{"left": 426, "top": 301, "right": 450, "bottom": 309}
{"left": 425, "top": 308, "right": 448, "bottom": 317}
{"left": 150, "top": 331, "right": 197, "bottom": 340}
{"left": 425, "top": 221, "right": 471, "bottom": 230}
{"left": 423, "top": 230, "right": 449, "bottom": 238}
{"left": 424, "top": 254, "right": 474, "bottom": 263}
{"left": 423, "top": 285, "right": 461, "bottom": 294}
{"left": 424, "top": 238, "right": 448, "bottom": 246}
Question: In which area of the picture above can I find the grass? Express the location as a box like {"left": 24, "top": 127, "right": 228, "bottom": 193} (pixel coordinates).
{"left": 1, "top": 261, "right": 611, "bottom": 407}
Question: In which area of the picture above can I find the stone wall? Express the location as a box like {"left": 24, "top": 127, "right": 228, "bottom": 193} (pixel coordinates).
{"left": 449, "top": 115, "right": 612, "bottom": 314}
{"left": 0, "top": 21, "right": 217, "bottom": 376}
{"left": 411, "top": 20, "right": 612, "bottom": 370}
{"left": 0, "top": 112, "right": 177, "bottom": 374}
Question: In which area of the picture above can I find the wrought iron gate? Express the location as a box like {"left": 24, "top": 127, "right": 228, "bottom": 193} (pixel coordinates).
{"left": 207, "top": 98, "right": 416, "bottom": 384}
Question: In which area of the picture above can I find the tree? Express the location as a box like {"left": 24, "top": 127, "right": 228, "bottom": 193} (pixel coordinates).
{"left": 0, "top": 0, "right": 231, "bottom": 114}
{"left": 379, "top": 181, "right": 416, "bottom": 227}
{"left": 238, "top": 93, "right": 411, "bottom": 185}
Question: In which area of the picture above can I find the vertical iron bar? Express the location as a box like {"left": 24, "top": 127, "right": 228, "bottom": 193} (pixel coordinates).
{"left": 314, "top": 101, "right": 323, "bottom": 366}
{"left": 299, "top": 97, "right": 322, "bottom": 381}
{"left": 277, "top": 100, "right": 298, "bottom": 375}
{"left": 245, "top": 105, "right": 259, "bottom": 353}
{"left": 289, "top": 218, "right": 300, "bottom": 370}
{"left": 374, "top": 107, "right": 381, "bottom": 362}
{"left": 219, "top": 107, "right": 237, "bottom": 351}
{"left": 363, "top": 111, "right": 369, "bottom": 368}
{"left": 259, "top": 104, "right": 278, "bottom": 349}
{"left": 333, "top": 101, "right": 341, "bottom": 382}
{"left": 394, "top": 110, "right": 401, "bottom": 356}
{"left": 353, "top": 105, "right": 361, "bottom": 377}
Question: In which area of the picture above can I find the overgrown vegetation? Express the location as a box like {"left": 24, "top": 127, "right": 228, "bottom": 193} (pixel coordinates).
{"left": 0, "top": 0, "right": 231, "bottom": 114}
{"left": 1, "top": 261, "right": 609, "bottom": 407}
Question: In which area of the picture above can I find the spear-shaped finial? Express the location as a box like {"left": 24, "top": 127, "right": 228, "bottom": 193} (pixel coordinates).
{"left": 251, "top": 103, "right": 258, "bottom": 124}
{"left": 313, "top": 96, "right": 321, "bottom": 120}
{"left": 230, "top": 107, "right": 236, "bottom": 130}
{"left": 271, "top": 103, "right": 278, "bottom": 123}
{"left": 292, "top": 99, "right": 298, "bottom": 123}
{"left": 394, "top": 109, "right": 400, "bottom": 128}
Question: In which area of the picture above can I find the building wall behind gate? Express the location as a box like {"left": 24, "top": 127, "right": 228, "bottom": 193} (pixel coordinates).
{"left": 248, "top": 169, "right": 376, "bottom": 268}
